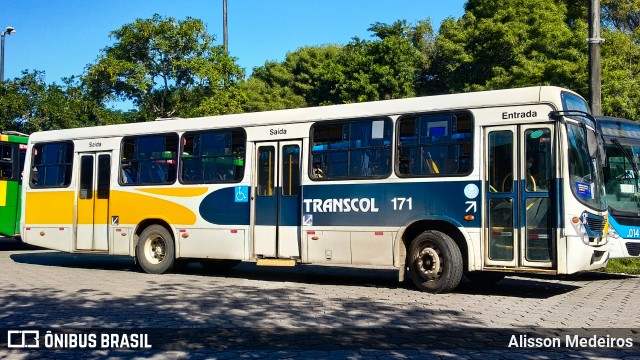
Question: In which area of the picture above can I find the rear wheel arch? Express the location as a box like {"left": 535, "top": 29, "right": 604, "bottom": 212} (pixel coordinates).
{"left": 399, "top": 220, "right": 470, "bottom": 273}
{"left": 134, "top": 219, "right": 174, "bottom": 250}
{"left": 135, "top": 219, "right": 176, "bottom": 274}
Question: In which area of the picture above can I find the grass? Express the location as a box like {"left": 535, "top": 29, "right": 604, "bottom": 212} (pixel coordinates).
{"left": 601, "top": 258, "right": 640, "bottom": 275}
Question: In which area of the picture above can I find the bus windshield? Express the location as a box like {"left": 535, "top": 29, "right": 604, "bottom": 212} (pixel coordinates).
{"left": 566, "top": 121, "right": 606, "bottom": 210}
{"left": 562, "top": 92, "right": 607, "bottom": 211}
{"left": 603, "top": 139, "right": 640, "bottom": 213}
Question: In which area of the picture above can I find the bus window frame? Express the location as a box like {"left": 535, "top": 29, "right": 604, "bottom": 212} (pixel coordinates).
{"left": 178, "top": 128, "right": 247, "bottom": 185}
{"left": 29, "top": 141, "right": 75, "bottom": 189}
{"left": 395, "top": 110, "right": 474, "bottom": 178}
{"left": 119, "top": 133, "right": 179, "bottom": 187}
{"left": 0, "top": 143, "right": 14, "bottom": 181}
{"left": 308, "top": 116, "right": 393, "bottom": 181}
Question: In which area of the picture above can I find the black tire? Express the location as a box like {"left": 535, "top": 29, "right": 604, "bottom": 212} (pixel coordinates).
{"left": 199, "top": 259, "right": 242, "bottom": 270}
{"left": 136, "top": 225, "right": 175, "bottom": 274}
{"left": 464, "top": 271, "right": 506, "bottom": 286}
{"left": 407, "top": 230, "right": 463, "bottom": 293}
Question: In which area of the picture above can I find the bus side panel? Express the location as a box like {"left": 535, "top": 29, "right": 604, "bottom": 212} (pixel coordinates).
{"left": 22, "top": 190, "right": 74, "bottom": 251}
{"left": 178, "top": 228, "right": 245, "bottom": 259}
{"left": 0, "top": 180, "right": 20, "bottom": 237}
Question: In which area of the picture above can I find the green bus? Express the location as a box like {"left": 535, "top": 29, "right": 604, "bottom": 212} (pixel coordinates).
{"left": 0, "top": 131, "right": 28, "bottom": 238}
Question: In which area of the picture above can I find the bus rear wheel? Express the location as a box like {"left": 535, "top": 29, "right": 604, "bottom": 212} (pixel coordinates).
{"left": 408, "top": 230, "right": 463, "bottom": 293}
{"left": 137, "top": 225, "right": 175, "bottom": 274}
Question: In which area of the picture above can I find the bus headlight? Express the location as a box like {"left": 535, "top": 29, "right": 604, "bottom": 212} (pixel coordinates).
{"left": 607, "top": 227, "right": 621, "bottom": 239}
{"left": 570, "top": 215, "right": 590, "bottom": 245}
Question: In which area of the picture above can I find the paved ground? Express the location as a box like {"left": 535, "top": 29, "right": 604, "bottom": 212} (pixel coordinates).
{"left": 0, "top": 236, "right": 639, "bottom": 359}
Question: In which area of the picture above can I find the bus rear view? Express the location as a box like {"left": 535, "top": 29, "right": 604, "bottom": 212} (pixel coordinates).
{"left": 0, "top": 131, "right": 28, "bottom": 238}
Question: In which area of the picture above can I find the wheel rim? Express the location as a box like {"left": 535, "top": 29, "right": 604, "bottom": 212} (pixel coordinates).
{"left": 144, "top": 234, "right": 166, "bottom": 265}
{"left": 416, "top": 242, "right": 443, "bottom": 281}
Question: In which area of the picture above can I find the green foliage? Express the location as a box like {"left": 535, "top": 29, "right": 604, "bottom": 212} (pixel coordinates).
{"left": 600, "top": 29, "right": 640, "bottom": 119}
{"left": 601, "top": 0, "right": 640, "bottom": 34}
{"left": 0, "top": 71, "right": 127, "bottom": 133}
{"left": 243, "top": 19, "right": 435, "bottom": 109}
{"left": 602, "top": 258, "right": 640, "bottom": 274}
{"left": 241, "top": 45, "right": 341, "bottom": 111}
{"left": 430, "top": 0, "right": 589, "bottom": 94}
{"left": 4, "top": 5, "right": 640, "bottom": 129}
{"left": 84, "top": 14, "right": 244, "bottom": 119}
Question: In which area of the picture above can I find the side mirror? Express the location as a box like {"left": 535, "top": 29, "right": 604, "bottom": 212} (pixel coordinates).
{"left": 586, "top": 129, "right": 598, "bottom": 159}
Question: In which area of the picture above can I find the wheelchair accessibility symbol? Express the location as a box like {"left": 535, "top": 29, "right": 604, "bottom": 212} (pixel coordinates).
{"left": 235, "top": 186, "right": 249, "bottom": 202}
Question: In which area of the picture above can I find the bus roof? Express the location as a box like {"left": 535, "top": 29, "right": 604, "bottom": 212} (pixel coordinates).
{"left": 0, "top": 132, "right": 28, "bottom": 144}
{"left": 595, "top": 116, "right": 640, "bottom": 140}
{"left": 28, "top": 86, "right": 578, "bottom": 142}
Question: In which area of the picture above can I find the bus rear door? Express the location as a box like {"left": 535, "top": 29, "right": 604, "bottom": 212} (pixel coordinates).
{"left": 484, "top": 125, "right": 556, "bottom": 270}
{"left": 76, "top": 152, "right": 111, "bottom": 251}
{"left": 253, "top": 141, "right": 302, "bottom": 260}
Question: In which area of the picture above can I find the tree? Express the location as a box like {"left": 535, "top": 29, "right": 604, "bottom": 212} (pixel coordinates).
{"left": 429, "top": 0, "right": 589, "bottom": 94}
{"left": 244, "top": 45, "right": 342, "bottom": 110}
{"left": 601, "top": 0, "right": 640, "bottom": 34}
{"left": 84, "top": 14, "right": 245, "bottom": 120}
{"left": 316, "top": 20, "right": 434, "bottom": 104}
{"left": 0, "top": 71, "right": 127, "bottom": 133}
{"left": 242, "top": 19, "right": 435, "bottom": 109}
{"left": 0, "top": 71, "right": 47, "bottom": 133}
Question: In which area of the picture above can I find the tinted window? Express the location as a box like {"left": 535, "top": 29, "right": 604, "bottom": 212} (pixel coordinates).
{"left": 257, "top": 146, "right": 275, "bottom": 196}
{"left": 0, "top": 144, "right": 12, "bottom": 180}
{"left": 311, "top": 118, "right": 392, "bottom": 180}
{"left": 397, "top": 112, "right": 473, "bottom": 176}
{"left": 282, "top": 145, "right": 300, "bottom": 196}
{"left": 120, "top": 134, "right": 178, "bottom": 185}
{"left": 181, "top": 129, "right": 245, "bottom": 183}
{"left": 97, "top": 154, "right": 111, "bottom": 199}
{"left": 31, "top": 142, "right": 74, "bottom": 187}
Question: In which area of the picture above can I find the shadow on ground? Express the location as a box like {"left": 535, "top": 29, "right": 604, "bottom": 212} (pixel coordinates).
{"left": 0, "top": 237, "right": 42, "bottom": 251}
{"left": 8, "top": 250, "right": 597, "bottom": 299}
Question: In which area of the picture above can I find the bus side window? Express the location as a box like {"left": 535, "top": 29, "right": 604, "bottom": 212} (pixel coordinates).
{"left": 311, "top": 118, "right": 391, "bottom": 180}
{"left": 0, "top": 144, "right": 12, "bottom": 179}
{"left": 30, "top": 142, "right": 74, "bottom": 187}
{"left": 397, "top": 112, "right": 473, "bottom": 177}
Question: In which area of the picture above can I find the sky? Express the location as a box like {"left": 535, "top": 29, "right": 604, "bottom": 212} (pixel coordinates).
{"left": 0, "top": 0, "right": 467, "bottom": 84}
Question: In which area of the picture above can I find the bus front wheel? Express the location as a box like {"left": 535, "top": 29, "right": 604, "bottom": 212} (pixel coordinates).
{"left": 408, "top": 230, "right": 463, "bottom": 293}
{"left": 137, "top": 225, "right": 175, "bottom": 274}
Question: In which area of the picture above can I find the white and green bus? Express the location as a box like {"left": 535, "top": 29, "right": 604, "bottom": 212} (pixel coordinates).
{"left": 0, "top": 131, "right": 28, "bottom": 238}
{"left": 21, "top": 86, "right": 609, "bottom": 293}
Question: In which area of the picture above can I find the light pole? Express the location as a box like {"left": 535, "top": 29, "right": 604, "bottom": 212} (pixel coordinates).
{"left": 223, "top": 0, "right": 228, "bottom": 53}
{"left": 588, "top": 0, "right": 603, "bottom": 115}
{"left": 1, "top": 26, "right": 16, "bottom": 82}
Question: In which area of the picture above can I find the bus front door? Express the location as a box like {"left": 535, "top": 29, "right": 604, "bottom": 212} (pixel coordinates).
{"left": 253, "top": 141, "right": 302, "bottom": 260}
{"left": 76, "top": 152, "right": 111, "bottom": 251}
{"left": 484, "top": 125, "right": 556, "bottom": 270}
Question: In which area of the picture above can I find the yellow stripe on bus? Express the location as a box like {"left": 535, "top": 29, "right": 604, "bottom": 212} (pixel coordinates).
{"left": 136, "top": 187, "right": 208, "bottom": 197}
{"left": 0, "top": 135, "right": 7, "bottom": 142}
{"left": 25, "top": 191, "right": 75, "bottom": 224}
{"left": 110, "top": 190, "right": 196, "bottom": 226}
{"left": 0, "top": 181, "right": 7, "bottom": 206}
{"left": 26, "top": 190, "right": 197, "bottom": 226}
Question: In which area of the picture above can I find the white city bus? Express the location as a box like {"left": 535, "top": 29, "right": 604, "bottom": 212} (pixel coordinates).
{"left": 597, "top": 116, "right": 640, "bottom": 258}
{"left": 21, "top": 86, "right": 609, "bottom": 293}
